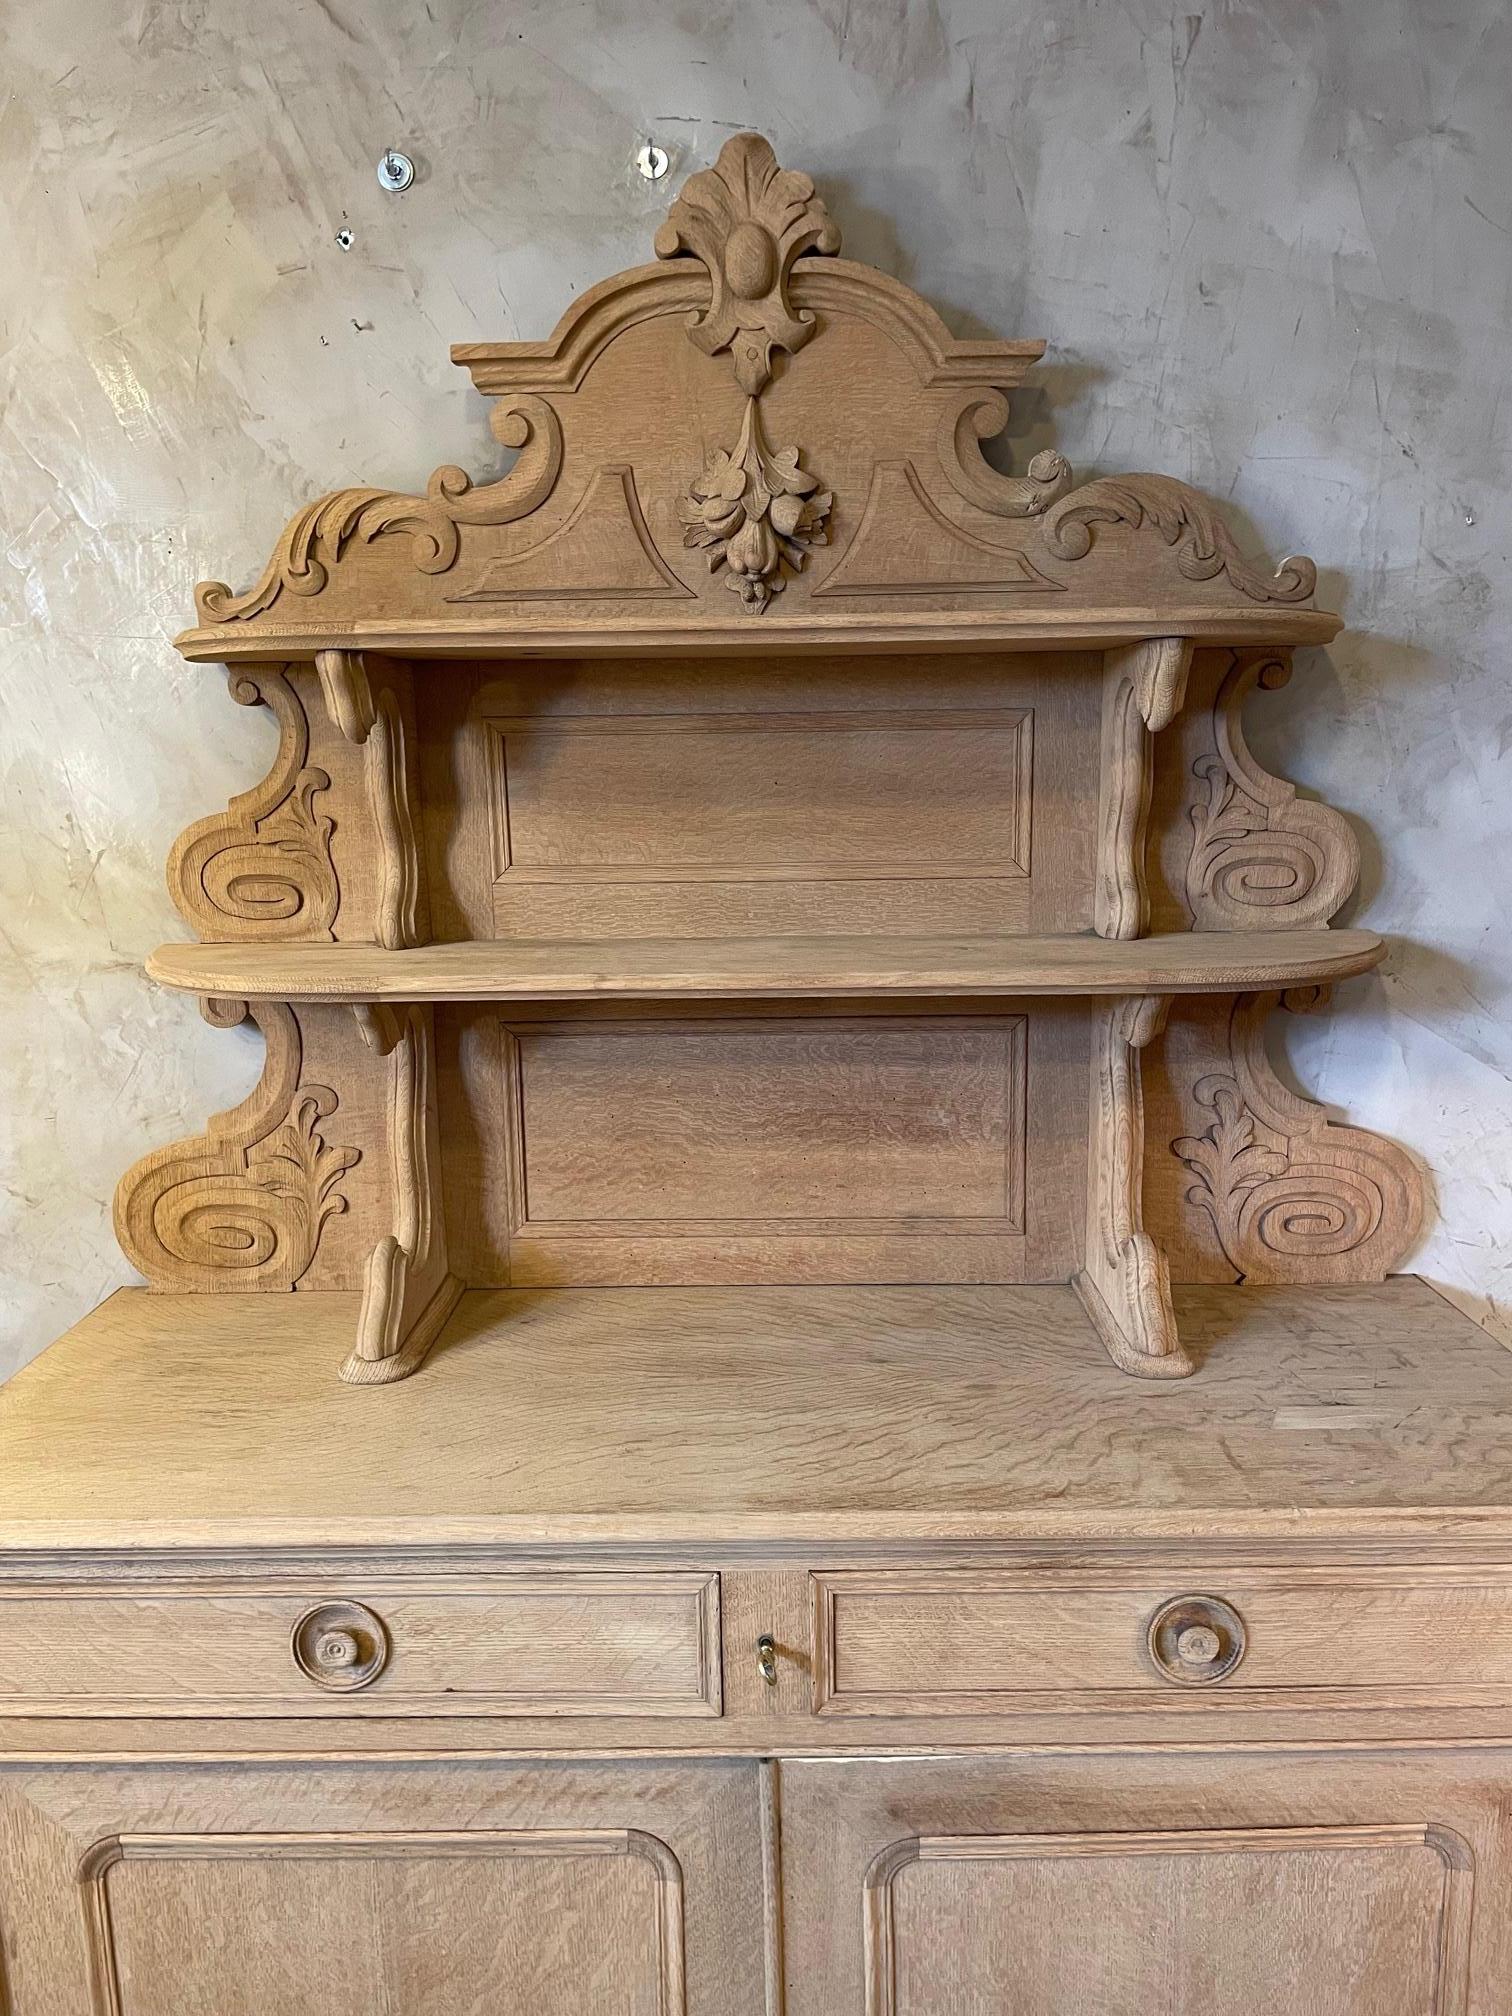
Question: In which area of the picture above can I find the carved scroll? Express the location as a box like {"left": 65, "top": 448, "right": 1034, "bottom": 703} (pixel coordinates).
{"left": 195, "top": 395, "right": 563, "bottom": 622}
{"left": 655, "top": 132, "right": 841, "bottom": 394}
{"left": 1076, "top": 993, "right": 1192, "bottom": 1378}
{"left": 114, "top": 999, "right": 358, "bottom": 1293}
{"left": 1173, "top": 992, "right": 1424, "bottom": 1284}
{"left": 316, "top": 651, "right": 424, "bottom": 949}
{"left": 1096, "top": 638, "right": 1194, "bottom": 939}
{"left": 938, "top": 390, "right": 1071, "bottom": 518}
{"left": 342, "top": 1004, "right": 462, "bottom": 1384}
{"left": 1044, "top": 474, "right": 1317, "bottom": 604}
{"left": 167, "top": 668, "right": 337, "bottom": 942}
{"left": 678, "top": 397, "right": 832, "bottom": 612}
{"left": 1185, "top": 652, "right": 1359, "bottom": 928}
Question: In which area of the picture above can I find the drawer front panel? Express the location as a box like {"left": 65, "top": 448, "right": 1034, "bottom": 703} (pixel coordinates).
{"left": 0, "top": 1571, "right": 721, "bottom": 1717}
{"left": 811, "top": 1567, "right": 1512, "bottom": 1714}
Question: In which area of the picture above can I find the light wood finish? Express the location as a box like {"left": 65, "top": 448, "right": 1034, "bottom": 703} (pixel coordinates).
{"left": 0, "top": 1570, "right": 720, "bottom": 1719}
{"left": 1094, "top": 636, "right": 1192, "bottom": 938}
{"left": 0, "top": 1759, "right": 766, "bottom": 2015}
{"left": 1075, "top": 993, "right": 1189, "bottom": 1376}
{"left": 4, "top": 1277, "right": 1511, "bottom": 1549}
{"left": 780, "top": 1751, "right": 1490, "bottom": 2016}
{"left": 146, "top": 928, "right": 1387, "bottom": 1002}
{"left": 315, "top": 649, "right": 428, "bottom": 949}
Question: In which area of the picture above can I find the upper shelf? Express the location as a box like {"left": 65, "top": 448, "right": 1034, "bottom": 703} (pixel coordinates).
{"left": 173, "top": 605, "right": 1343, "bottom": 663}
{"left": 147, "top": 929, "right": 1385, "bottom": 1005}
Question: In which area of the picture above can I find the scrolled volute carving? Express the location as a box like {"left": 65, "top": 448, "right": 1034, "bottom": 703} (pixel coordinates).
{"left": 113, "top": 1001, "right": 359, "bottom": 1292}
{"left": 1186, "top": 652, "right": 1359, "bottom": 928}
{"left": 679, "top": 396, "right": 832, "bottom": 612}
{"left": 168, "top": 668, "right": 337, "bottom": 941}
{"left": 655, "top": 132, "right": 841, "bottom": 394}
{"left": 195, "top": 395, "right": 564, "bottom": 622}
{"left": 1044, "top": 474, "right": 1317, "bottom": 604}
{"left": 1173, "top": 993, "right": 1423, "bottom": 1283}
{"left": 938, "top": 389, "right": 1072, "bottom": 518}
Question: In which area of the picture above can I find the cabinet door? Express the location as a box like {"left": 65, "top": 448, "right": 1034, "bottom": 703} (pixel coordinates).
{"left": 779, "top": 1749, "right": 1511, "bottom": 2016}
{"left": 0, "top": 1757, "right": 767, "bottom": 2016}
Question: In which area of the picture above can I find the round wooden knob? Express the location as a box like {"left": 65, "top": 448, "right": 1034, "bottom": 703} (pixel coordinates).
{"left": 1146, "top": 1595, "right": 1246, "bottom": 1686}
{"left": 1174, "top": 1624, "right": 1223, "bottom": 1668}
{"left": 291, "top": 1601, "right": 390, "bottom": 1692}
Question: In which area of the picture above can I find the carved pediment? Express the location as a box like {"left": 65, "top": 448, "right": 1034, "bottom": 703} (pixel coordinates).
{"left": 182, "top": 133, "right": 1328, "bottom": 653}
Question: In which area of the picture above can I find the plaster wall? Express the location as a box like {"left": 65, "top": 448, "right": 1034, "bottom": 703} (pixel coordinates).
{"left": 3, "top": 0, "right": 1509, "bottom": 1375}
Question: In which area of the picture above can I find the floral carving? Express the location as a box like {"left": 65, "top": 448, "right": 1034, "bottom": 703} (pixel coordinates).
{"left": 655, "top": 132, "right": 841, "bottom": 394}
{"left": 679, "top": 397, "right": 832, "bottom": 612}
{"left": 195, "top": 396, "right": 563, "bottom": 622}
{"left": 1044, "top": 474, "right": 1317, "bottom": 604}
{"left": 1172, "top": 995, "right": 1423, "bottom": 1283}
{"left": 114, "top": 1002, "right": 360, "bottom": 1292}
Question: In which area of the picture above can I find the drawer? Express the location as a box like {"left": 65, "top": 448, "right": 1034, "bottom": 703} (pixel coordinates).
{"left": 811, "top": 1566, "right": 1512, "bottom": 1713}
{"left": 0, "top": 1570, "right": 721, "bottom": 1718}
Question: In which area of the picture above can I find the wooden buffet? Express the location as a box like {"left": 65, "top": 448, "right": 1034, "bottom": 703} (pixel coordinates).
{"left": 3, "top": 134, "right": 1506, "bottom": 2015}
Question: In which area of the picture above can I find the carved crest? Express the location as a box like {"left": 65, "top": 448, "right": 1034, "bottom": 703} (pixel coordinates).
{"left": 655, "top": 132, "right": 841, "bottom": 394}
{"left": 1044, "top": 474, "right": 1317, "bottom": 604}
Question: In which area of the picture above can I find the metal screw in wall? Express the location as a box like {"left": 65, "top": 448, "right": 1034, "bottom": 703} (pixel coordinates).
{"left": 636, "top": 141, "right": 669, "bottom": 182}
{"left": 377, "top": 148, "right": 415, "bottom": 193}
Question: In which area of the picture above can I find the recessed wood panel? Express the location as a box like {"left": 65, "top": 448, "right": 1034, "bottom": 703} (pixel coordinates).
{"left": 495, "top": 1014, "right": 1029, "bottom": 1284}
{"left": 865, "top": 1827, "right": 1465, "bottom": 2016}
{"left": 87, "top": 1830, "right": 683, "bottom": 2016}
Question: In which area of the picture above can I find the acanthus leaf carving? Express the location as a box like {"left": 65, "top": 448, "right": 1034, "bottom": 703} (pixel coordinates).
{"left": 655, "top": 132, "right": 841, "bottom": 395}
{"left": 1186, "top": 652, "right": 1359, "bottom": 928}
{"left": 1043, "top": 473, "right": 1317, "bottom": 604}
{"left": 1172, "top": 992, "right": 1424, "bottom": 1283}
{"left": 679, "top": 396, "right": 832, "bottom": 612}
{"left": 168, "top": 668, "right": 337, "bottom": 941}
{"left": 113, "top": 1001, "right": 359, "bottom": 1293}
{"left": 194, "top": 395, "right": 564, "bottom": 623}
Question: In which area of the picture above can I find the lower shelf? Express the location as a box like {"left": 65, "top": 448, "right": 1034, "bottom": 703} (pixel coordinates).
{"left": 2, "top": 1277, "right": 1507, "bottom": 1548}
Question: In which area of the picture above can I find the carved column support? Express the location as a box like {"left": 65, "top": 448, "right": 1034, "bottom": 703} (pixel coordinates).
{"left": 315, "top": 650, "right": 426, "bottom": 950}
{"left": 1075, "top": 992, "right": 1193, "bottom": 1379}
{"left": 114, "top": 999, "right": 359, "bottom": 1293}
{"left": 1096, "top": 637, "right": 1194, "bottom": 939}
{"left": 1173, "top": 991, "right": 1425, "bottom": 1282}
{"left": 1184, "top": 652, "right": 1360, "bottom": 928}
{"left": 167, "top": 666, "right": 337, "bottom": 941}
{"left": 340, "top": 1003, "right": 463, "bottom": 1385}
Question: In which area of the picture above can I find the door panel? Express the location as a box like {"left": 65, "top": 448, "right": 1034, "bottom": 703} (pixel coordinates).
{"left": 779, "top": 1750, "right": 1502, "bottom": 2016}
{"left": 0, "top": 1758, "right": 765, "bottom": 2016}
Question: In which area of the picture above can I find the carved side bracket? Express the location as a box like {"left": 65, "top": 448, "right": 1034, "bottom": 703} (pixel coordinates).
{"left": 341, "top": 1004, "right": 462, "bottom": 1385}
{"left": 1185, "top": 652, "right": 1360, "bottom": 928}
{"left": 168, "top": 668, "right": 338, "bottom": 942}
{"left": 1173, "top": 991, "right": 1424, "bottom": 1284}
{"left": 1044, "top": 474, "right": 1317, "bottom": 604}
{"left": 316, "top": 650, "right": 425, "bottom": 949}
{"left": 1096, "top": 638, "right": 1194, "bottom": 939}
{"left": 1075, "top": 993, "right": 1193, "bottom": 1378}
{"left": 655, "top": 132, "right": 841, "bottom": 395}
{"left": 194, "top": 395, "right": 563, "bottom": 623}
{"left": 114, "top": 999, "right": 359, "bottom": 1293}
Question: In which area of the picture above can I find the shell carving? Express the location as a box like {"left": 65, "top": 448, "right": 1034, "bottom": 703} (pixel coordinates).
{"left": 655, "top": 132, "right": 841, "bottom": 394}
